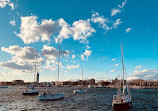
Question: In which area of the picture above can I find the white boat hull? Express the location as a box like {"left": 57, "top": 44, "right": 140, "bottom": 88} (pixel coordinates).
{"left": 37, "top": 93, "right": 64, "bottom": 101}
{"left": 73, "top": 90, "right": 87, "bottom": 93}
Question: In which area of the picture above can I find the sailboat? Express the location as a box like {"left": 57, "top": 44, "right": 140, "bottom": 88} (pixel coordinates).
{"left": 23, "top": 54, "right": 39, "bottom": 95}
{"left": 37, "top": 45, "right": 64, "bottom": 101}
{"left": 112, "top": 42, "right": 132, "bottom": 109}
{"left": 73, "top": 68, "right": 87, "bottom": 93}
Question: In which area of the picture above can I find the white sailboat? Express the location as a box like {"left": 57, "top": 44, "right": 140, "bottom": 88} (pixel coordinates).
{"left": 112, "top": 42, "right": 132, "bottom": 109}
{"left": 37, "top": 45, "right": 64, "bottom": 101}
{"left": 23, "top": 54, "right": 39, "bottom": 95}
{"left": 73, "top": 68, "right": 87, "bottom": 93}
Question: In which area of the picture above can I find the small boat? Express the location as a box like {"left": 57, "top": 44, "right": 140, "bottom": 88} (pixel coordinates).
{"left": 112, "top": 42, "right": 132, "bottom": 109}
{"left": 38, "top": 45, "right": 64, "bottom": 101}
{"left": 73, "top": 89, "right": 87, "bottom": 93}
{"left": 73, "top": 68, "right": 87, "bottom": 93}
{"left": 23, "top": 54, "right": 39, "bottom": 95}
{"left": 37, "top": 92, "right": 64, "bottom": 101}
{"left": 23, "top": 87, "right": 39, "bottom": 95}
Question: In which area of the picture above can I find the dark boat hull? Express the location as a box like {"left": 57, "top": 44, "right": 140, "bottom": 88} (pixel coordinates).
{"left": 113, "top": 102, "right": 132, "bottom": 109}
{"left": 23, "top": 92, "right": 39, "bottom": 95}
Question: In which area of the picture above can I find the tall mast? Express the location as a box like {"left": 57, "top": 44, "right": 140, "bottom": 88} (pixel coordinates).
{"left": 57, "top": 45, "right": 60, "bottom": 86}
{"left": 34, "top": 54, "right": 37, "bottom": 83}
{"left": 81, "top": 68, "right": 83, "bottom": 86}
{"left": 121, "top": 42, "right": 125, "bottom": 94}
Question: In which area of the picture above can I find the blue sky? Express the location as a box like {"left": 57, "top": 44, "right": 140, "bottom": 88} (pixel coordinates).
{"left": 0, "top": 0, "right": 158, "bottom": 82}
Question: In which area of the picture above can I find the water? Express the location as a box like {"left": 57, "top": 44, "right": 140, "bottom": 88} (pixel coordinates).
{"left": 0, "top": 87, "right": 158, "bottom": 111}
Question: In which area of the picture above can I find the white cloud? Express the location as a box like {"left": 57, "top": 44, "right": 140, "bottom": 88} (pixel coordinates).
{"left": 8, "top": 2, "right": 14, "bottom": 10}
{"left": 0, "top": 46, "right": 43, "bottom": 72}
{"left": 135, "top": 65, "right": 144, "bottom": 70}
{"left": 111, "top": 19, "right": 122, "bottom": 29}
{"left": 72, "top": 54, "right": 75, "bottom": 59}
{"left": 9, "top": 19, "right": 15, "bottom": 26}
{"left": 126, "top": 28, "right": 132, "bottom": 33}
{"left": 41, "top": 45, "right": 69, "bottom": 60}
{"left": 0, "top": 60, "right": 33, "bottom": 72}
{"left": 81, "top": 54, "right": 85, "bottom": 61}
{"left": 86, "top": 45, "right": 90, "bottom": 49}
{"left": 55, "top": 19, "right": 96, "bottom": 44}
{"left": 80, "top": 48, "right": 92, "bottom": 61}
{"left": 16, "top": 16, "right": 95, "bottom": 44}
{"left": 41, "top": 45, "right": 70, "bottom": 70}
{"left": 114, "top": 63, "right": 119, "bottom": 67}
{"left": 84, "top": 49, "right": 92, "bottom": 59}
{"left": 0, "top": 0, "right": 14, "bottom": 10}
{"left": 118, "top": 0, "right": 127, "bottom": 8}
{"left": 91, "top": 12, "right": 109, "bottom": 31}
{"left": 15, "top": 16, "right": 60, "bottom": 44}
{"left": 110, "top": 70, "right": 116, "bottom": 73}
{"left": 112, "top": 58, "right": 115, "bottom": 61}
{"left": 66, "top": 64, "right": 80, "bottom": 70}
{"left": 1, "top": 46, "right": 43, "bottom": 64}
{"left": 72, "top": 19, "right": 95, "bottom": 44}
{"left": 111, "top": 8, "right": 121, "bottom": 16}
{"left": 128, "top": 69, "right": 158, "bottom": 80}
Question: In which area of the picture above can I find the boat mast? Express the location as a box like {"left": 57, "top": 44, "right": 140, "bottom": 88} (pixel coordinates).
{"left": 81, "top": 68, "right": 83, "bottom": 86}
{"left": 57, "top": 45, "right": 60, "bottom": 86}
{"left": 121, "top": 42, "right": 125, "bottom": 94}
{"left": 34, "top": 54, "right": 37, "bottom": 84}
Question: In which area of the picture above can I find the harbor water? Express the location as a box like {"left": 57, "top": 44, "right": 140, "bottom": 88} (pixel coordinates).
{"left": 0, "top": 87, "right": 158, "bottom": 111}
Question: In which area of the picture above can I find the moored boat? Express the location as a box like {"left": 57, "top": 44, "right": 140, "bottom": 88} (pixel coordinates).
{"left": 37, "top": 92, "right": 64, "bottom": 101}
{"left": 73, "top": 89, "right": 87, "bottom": 93}
{"left": 23, "top": 89, "right": 39, "bottom": 95}
{"left": 112, "top": 42, "right": 132, "bottom": 109}
{"left": 38, "top": 45, "right": 65, "bottom": 101}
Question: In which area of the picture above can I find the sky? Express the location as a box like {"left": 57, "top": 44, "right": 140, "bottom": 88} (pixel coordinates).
{"left": 0, "top": 0, "right": 158, "bottom": 82}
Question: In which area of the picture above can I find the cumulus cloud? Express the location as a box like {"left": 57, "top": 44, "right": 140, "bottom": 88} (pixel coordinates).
{"left": 84, "top": 49, "right": 92, "bottom": 59}
{"left": 126, "top": 28, "right": 132, "bottom": 33}
{"left": 56, "top": 19, "right": 96, "bottom": 44}
{"left": 0, "top": 46, "right": 43, "bottom": 72}
{"left": 41, "top": 45, "right": 70, "bottom": 70}
{"left": 111, "top": 19, "right": 122, "bottom": 29}
{"left": 118, "top": 0, "right": 127, "bottom": 8}
{"left": 1, "top": 46, "right": 43, "bottom": 64}
{"left": 0, "top": 0, "right": 14, "bottom": 10}
{"left": 16, "top": 16, "right": 95, "bottom": 44}
{"left": 15, "top": 16, "right": 61, "bottom": 44}
{"left": 81, "top": 54, "right": 85, "bottom": 61}
{"left": 41, "top": 45, "right": 69, "bottom": 60}
{"left": 111, "top": 8, "right": 121, "bottom": 16}
{"left": 66, "top": 64, "right": 80, "bottom": 70}
{"left": 80, "top": 48, "right": 92, "bottom": 61}
{"left": 135, "top": 65, "right": 144, "bottom": 70}
{"left": 128, "top": 69, "right": 158, "bottom": 80}
{"left": 114, "top": 63, "right": 119, "bottom": 67}
{"left": 0, "top": 60, "right": 33, "bottom": 71}
{"left": 111, "top": 0, "right": 127, "bottom": 17}
{"left": 91, "top": 12, "right": 109, "bottom": 31}
{"left": 9, "top": 19, "right": 15, "bottom": 26}
{"left": 72, "top": 54, "right": 75, "bottom": 59}
{"left": 112, "top": 58, "right": 115, "bottom": 61}
{"left": 110, "top": 70, "right": 116, "bottom": 73}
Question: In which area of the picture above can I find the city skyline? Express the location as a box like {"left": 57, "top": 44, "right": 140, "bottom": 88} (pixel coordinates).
{"left": 0, "top": 0, "right": 158, "bottom": 82}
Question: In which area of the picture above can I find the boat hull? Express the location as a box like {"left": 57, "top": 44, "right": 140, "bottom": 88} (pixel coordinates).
{"left": 113, "top": 102, "right": 132, "bottom": 109}
{"left": 73, "top": 90, "right": 87, "bottom": 93}
{"left": 37, "top": 93, "right": 64, "bottom": 101}
{"left": 23, "top": 91, "right": 39, "bottom": 95}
